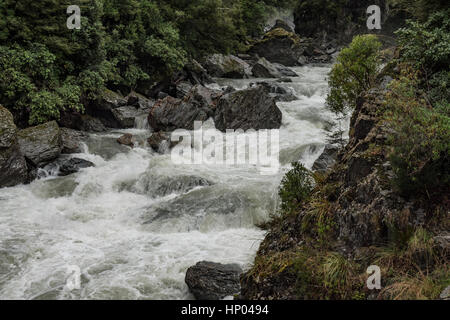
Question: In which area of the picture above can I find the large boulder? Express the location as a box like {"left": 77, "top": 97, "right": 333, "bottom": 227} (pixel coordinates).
{"left": 148, "top": 85, "right": 222, "bottom": 131}
{"left": 0, "top": 105, "right": 28, "bottom": 188}
{"left": 249, "top": 28, "right": 305, "bottom": 66}
{"left": 214, "top": 85, "right": 282, "bottom": 132}
{"left": 43, "top": 156, "right": 95, "bottom": 177}
{"left": 185, "top": 261, "right": 243, "bottom": 300}
{"left": 250, "top": 82, "right": 298, "bottom": 102}
{"left": 87, "top": 89, "right": 127, "bottom": 128}
{"left": 251, "top": 58, "right": 282, "bottom": 78}
{"left": 59, "top": 112, "right": 107, "bottom": 132}
{"left": 111, "top": 106, "right": 147, "bottom": 128}
{"left": 203, "top": 54, "right": 252, "bottom": 79}
{"left": 17, "top": 121, "right": 62, "bottom": 167}
{"left": 60, "top": 128, "right": 88, "bottom": 154}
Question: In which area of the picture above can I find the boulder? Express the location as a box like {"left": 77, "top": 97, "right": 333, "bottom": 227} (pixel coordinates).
{"left": 17, "top": 121, "right": 62, "bottom": 167}
{"left": 249, "top": 28, "right": 305, "bottom": 66}
{"left": 273, "top": 63, "right": 299, "bottom": 77}
{"left": 184, "top": 59, "right": 214, "bottom": 85}
{"left": 111, "top": 106, "right": 147, "bottom": 128}
{"left": 312, "top": 144, "right": 339, "bottom": 172}
{"left": 214, "top": 85, "right": 282, "bottom": 132}
{"left": 185, "top": 261, "right": 243, "bottom": 300}
{"left": 175, "top": 81, "right": 194, "bottom": 99}
{"left": 148, "top": 85, "right": 221, "bottom": 132}
{"left": 126, "top": 92, "right": 155, "bottom": 110}
{"left": 251, "top": 58, "right": 282, "bottom": 78}
{"left": 43, "top": 156, "right": 94, "bottom": 177}
{"left": 269, "top": 19, "right": 294, "bottom": 33}
{"left": 117, "top": 133, "right": 134, "bottom": 148}
{"left": 60, "top": 128, "right": 88, "bottom": 154}
{"left": 59, "top": 112, "right": 107, "bottom": 132}
{"left": 250, "top": 82, "right": 298, "bottom": 102}
{"left": 0, "top": 105, "right": 28, "bottom": 188}
{"left": 147, "top": 131, "right": 179, "bottom": 153}
{"left": 440, "top": 286, "right": 450, "bottom": 300}
{"left": 203, "top": 54, "right": 251, "bottom": 79}
{"left": 88, "top": 89, "right": 127, "bottom": 128}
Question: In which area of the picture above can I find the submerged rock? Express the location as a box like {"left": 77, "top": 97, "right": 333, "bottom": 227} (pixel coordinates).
{"left": 44, "top": 157, "right": 95, "bottom": 177}
{"left": 147, "top": 131, "right": 179, "bottom": 153}
{"left": 185, "top": 261, "right": 243, "bottom": 300}
{"left": 203, "top": 54, "right": 251, "bottom": 79}
{"left": 0, "top": 105, "right": 28, "bottom": 188}
{"left": 214, "top": 85, "right": 282, "bottom": 132}
{"left": 17, "top": 121, "right": 62, "bottom": 167}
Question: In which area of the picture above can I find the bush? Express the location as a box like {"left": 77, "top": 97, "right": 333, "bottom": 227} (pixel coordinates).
{"left": 278, "top": 162, "right": 314, "bottom": 212}
{"left": 326, "top": 34, "right": 382, "bottom": 115}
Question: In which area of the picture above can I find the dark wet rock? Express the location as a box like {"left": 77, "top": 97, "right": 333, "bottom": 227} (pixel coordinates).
{"left": 59, "top": 112, "right": 107, "bottom": 132}
{"left": 184, "top": 59, "right": 214, "bottom": 85}
{"left": 250, "top": 81, "right": 297, "bottom": 102}
{"left": 203, "top": 54, "right": 251, "bottom": 79}
{"left": 269, "top": 19, "right": 294, "bottom": 33}
{"left": 87, "top": 89, "right": 128, "bottom": 128}
{"left": 60, "top": 128, "right": 88, "bottom": 154}
{"left": 312, "top": 144, "right": 339, "bottom": 172}
{"left": 17, "top": 121, "right": 62, "bottom": 167}
{"left": 273, "top": 63, "right": 299, "bottom": 77}
{"left": 175, "top": 81, "right": 194, "bottom": 99}
{"left": 251, "top": 57, "right": 282, "bottom": 78}
{"left": 47, "top": 157, "right": 94, "bottom": 176}
{"left": 117, "top": 133, "right": 134, "bottom": 148}
{"left": 147, "top": 131, "right": 179, "bottom": 153}
{"left": 214, "top": 85, "right": 282, "bottom": 132}
{"left": 277, "top": 78, "right": 293, "bottom": 83}
{"left": 111, "top": 106, "right": 147, "bottom": 128}
{"left": 0, "top": 105, "right": 28, "bottom": 188}
{"left": 185, "top": 261, "right": 243, "bottom": 300}
{"left": 126, "top": 92, "right": 155, "bottom": 110}
{"left": 148, "top": 85, "right": 221, "bottom": 132}
{"left": 248, "top": 28, "right": 305, "bottom": 66}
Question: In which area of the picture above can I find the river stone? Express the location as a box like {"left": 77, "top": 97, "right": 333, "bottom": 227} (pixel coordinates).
{"left": 203, "top": 54, "right": 251, "bottom": 79}
{"left": 0, "top": 105, "right": 28, "bottom": 187}
{"left": 60, "top": 128, "right": 88, "bottom": 154}
{"left": 251, "top": 57, "right": 282, "bottom": 78}
{"left": 214, "top": 85, "right": 282, "bottom": 132}
{"left": 250, "top": 81, "right": 298, "bottom": 102}
{"left": 88, "top": 89, "right": 128, "bottom": 128}
{"left": 117, "top": 133, "right": 134, "bottom": 148}
{"left": 111, "top": 106, "right": 147, "bottom": 128}
{"left": 440, "top": 286, "right": 450, "bottom": 300}
{"left": 17, "top": 121, "right": 62, "bottom": 167}
{"left": 57, "top": 158, "right": 94, "bottom": 176}
{"left": 185, "top": 261, "right": 243, "bottom": 300}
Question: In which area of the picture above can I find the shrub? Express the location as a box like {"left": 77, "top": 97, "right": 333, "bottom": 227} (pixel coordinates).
{"left": 278, "top": 162, "right": 314, "bottom": 213}
{"left": 326, "top": 34, "right": 382, "bottom": 115}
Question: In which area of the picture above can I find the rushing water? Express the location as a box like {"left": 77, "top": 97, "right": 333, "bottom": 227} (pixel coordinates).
{"left": 0, "top": 65, "right": 345, "bottom": 300}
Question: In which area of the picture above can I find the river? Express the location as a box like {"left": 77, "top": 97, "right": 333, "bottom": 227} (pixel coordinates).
{"left": 0, "top": 65, "right": 345, "bottom": 299}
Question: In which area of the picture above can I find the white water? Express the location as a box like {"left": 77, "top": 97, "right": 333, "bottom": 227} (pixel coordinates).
{"left": 0, "top": 65, "right": 346, "bottom": 300}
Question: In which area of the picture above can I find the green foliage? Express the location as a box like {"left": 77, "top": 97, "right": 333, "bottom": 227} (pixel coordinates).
{"left": 278, "top": 162, "right": 314, "bottom": 213}
{"left": 0, "top": 0, "right": 294, "bottom": 125}
{"left": 326, "top": 35, "right": 382, "bottom": 115}
{"left": 384, "top": 70, "right": 450, "bottom": 197}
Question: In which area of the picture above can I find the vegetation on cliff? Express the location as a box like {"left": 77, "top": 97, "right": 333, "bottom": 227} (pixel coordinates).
{"left": 242, "top": 5, "right": 449, "bottom": 300}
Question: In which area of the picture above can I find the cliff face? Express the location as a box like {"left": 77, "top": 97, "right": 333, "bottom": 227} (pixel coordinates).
{"left": 293, "top": 0, "right": 407, "bottom": 44}
{"left": 240, "top": 83, "right": 449, "bottom": 300}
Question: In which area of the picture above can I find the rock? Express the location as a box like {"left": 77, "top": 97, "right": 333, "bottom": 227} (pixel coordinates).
{"left": 117, "top": 133, "right": 134, "bottom": 147}
{"left": 44, "top": 157, "right": 94, "bottom": 177}
{"left": 440, "top": 286, "right": 450, "bottom": 300}
{"left": 59, "top": 112, "right": 107, "bottom": 132}
{"left": 126, "top": 92, "right": 155, "bottom": 110}
{"left": 17, "top": 121, "right": 62, "bottom": 167}
{"left": 0, "top": 105, "right": 28, "bottom": 188}
{"left": 312, "top": 145, "right": 339, "bottom": 172}
{"left": 214, "top": 85, "right": 282, "bottom": 132}
{"left": 251, "top": 81, "right": 298, "bottom": 102}
{"left": 185, "top": 261, "right": 243, "bottom": 300}
{"left": 249, "top": 28, "right": 305, "bottom": 66}
{"left": 175, "top": 81, "right": 194, "bottom": 99}
{"left": 148, "top": 85, "right": 221, "bottom": 131}
{"left": 60, "top": 128, "right": 88, "bottom": 154}
{"left": 133, "top": 174, "right": 213, "bottom": 197}
{"left": 270, "top": 19, "right": 294, "bottom": 33}
{"left": 111, "top": 106, "right": 147, "bottom": 128}
{"left": 88, "top": 89, "right": 128, "bottom": 128}
{"left": 184, "top": 59, "right": 214, "bottom": 85}
{"left": 203, "top": 54, "right": 251, "bottom": 79}
{"left": 297, "top": 56, "right": 307, "bottom": 66}
{"left": 433, "top": 233, "right": 450, "bottom": 252}
{"left": 147, "top": 131, "right": 179, "bottom": 153}
{"left": 251, "top": 57, "right": 282, "bottom": 78}
{"left": 273, "top": 63, "right": 299, "bottom": 77}
{"left": 277, "top": 78, "right": 293, "bottom": 83}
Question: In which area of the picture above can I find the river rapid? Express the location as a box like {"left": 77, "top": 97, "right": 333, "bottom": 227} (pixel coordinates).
{"left": 0, "top": 65, "right": 346, "bottom": 299}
